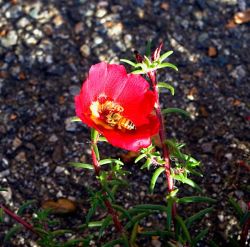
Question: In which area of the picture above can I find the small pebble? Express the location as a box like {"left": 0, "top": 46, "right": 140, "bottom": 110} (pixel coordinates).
{"left": 230, "top": 65, "right": 246, "bottom": 81}
{"left": 15, "top": 151, "right": 27, "bottom": 162}
{"left": 151, "top": 239, "right": 162, "bottom": 247}
{"left": 0, "top": 169, "right": 10, "bottom": 178}
{"left": 80, "top": 44, "right": 90, "bottom": 57}
{"left": 96, "top": 8, "right": 107, "bottom": 18}
{"left": 12, "top": 137, "right": 22, "bottom": 150}
{"left": 94, "top": 36, "right": 103, "bottom": 45}
{"left": 224, "top": 153, "right": 233, "bottom": 160}
{"left": 65, "top": 117, "right": 78, "bottom": 132}
{"left": 17, "top": 17, "right": 30, "bottom": 28}
{"left": 49, "top": 134, "right": 59, "bottom": 142}
{"left": 235, "top": 190, "right": 244, "bottom": 198}
{"left": 1, "top": 30, "right": 18, "bottom": 47}
{"left": 55, "top": 166, "right": 65, "bottom": 174}
{"left": 201, "top": 142, "right": 213, "bottom": 153}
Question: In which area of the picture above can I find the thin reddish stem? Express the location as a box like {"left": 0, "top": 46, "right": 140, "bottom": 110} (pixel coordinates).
{"left": 91, "top": 144, "right": 100, "bottom": 176}
{"left": 0, "top": 204, "right": 37, "bottom": 235}
{"left": 104, "top": 199, "right": 123, "bottom": 233}
{"left": 149, "top": 71, "right": 177, "bottom": 218}
{"left": 91, "top": 137, "right": 124, "bottom": 234}
{"left": 151, "top": 76, "right": 174, "bottom": 192}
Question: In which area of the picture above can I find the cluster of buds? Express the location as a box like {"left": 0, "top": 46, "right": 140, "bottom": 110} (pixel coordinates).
{"left": 121, "top": 42, "right": 178, "bottom": 84}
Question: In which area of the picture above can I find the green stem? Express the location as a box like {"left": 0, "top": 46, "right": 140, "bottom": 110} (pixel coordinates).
{"left": 90, "top": 129, "right": 125, "bottom": 236}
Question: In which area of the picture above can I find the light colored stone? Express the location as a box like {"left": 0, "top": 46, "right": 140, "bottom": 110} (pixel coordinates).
{"left": 80, "top": 44, "right": 90, "bottom": 57}
{"left": 49, "top": 134, "right": 58, "bottom": 142}
{"left": 96, "top": 8, "right": 107, "bottom": 18}
{"left": 55, "top": 166, "right": 65, "bottom": 174}
{"left": 94, "top": 36, "right": 103, "bottom": 45}
{"left": 17, "top": 17, "right": 30, "bottom": 28}
{"left": 0, "top": 169, "right": 10, "bottom": 178}
{"left": 1, "top": 30, "right": 18, "bottom": 47}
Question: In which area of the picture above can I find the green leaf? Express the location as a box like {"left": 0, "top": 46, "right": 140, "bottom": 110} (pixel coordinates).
{"left": 99, "top": 159, "right": 123, "bottom": 166}
{"left": 131, "top": 69, "right": 144, "bottom": 74}
{"left": 166, "top": 198, "right": 174, "bottom": 231}
{"left": 88, "top": 220, "right": 104, "bottom": 228}
{"left": 134, "top": 204, "right": 168, "bottom": 212}
{"left": 120, "top": 59, "right": 137, "bottom": 67}
{"left": 135, "top": 153, "right": 147, "bottom": 163}
{"left": 185, "top": 207, "right": 213, "bottom": 228}
{"left": 178, "top": 196, "right": 216, "bottom": 204}
{"left": 162, "top": 108, "right": 190, "bottom": 118}
{"left": 69, "top": 162, "right": 93, "bottom": 170}
{"left": 70, "top": 116, "right": 81, "bottom": 122}
{"left": 191, "top": 228, "right": 209, "bottom": 246}
{"left": 92, "top": 143, "right": 100, "bottom": 161}
{"left": 63, "top": 238, "right": 91, "bottom": 247}
{"left": 159, "top": 51, "right": 174, "bottom": 63}
{"left": 173, "top": 175, "right": 202, "bottom": 192}
{"left": 228, "top": 197, "right": 243, "bottom": 219}
{"left": 175, "top": 215, "right": 191, "bottom": 243}
{"left": 150, "top": 167, "right": 165, "bottom": 193}
{"left": 143, "top": 56, "right": 151, "bottom": 67}
{"left": 158, "top": 82, "right": 175, "bottom": 95}
{"left": 140, "top": 158, "right": 152, "bottom": 170}
{"left": 34, "top": 209, "right": 51, "bottom": 221}
{"left": 130, "top": 222, "right": 138, "bottom": 246}
{"left": 33, "top": 227, "right": 48, "bottom": 236}
{"left": 4, "top": 225, "right": 22, "bottom": 243}
{"left": 145, "top": 40, "right": 152, "bottom": 57}
{"left": 165, "top": 139, "right": 185, "bottom": 160}
{"left": 91, "top": 128, "right": 99, "bottom": 142}
{"left": 125, "top": 212, "right": 149, "bottom": 230}
{"left": 0, "top": 207, "right": 4, "bottom": 223}
{"left": 240, "top": 211, "right": 250, "bottom": 227}
{"left": 103, "top": 185, "right": 115, "bottom": 202}
{"left": 17, "top": 200, "right": 36, "bottom": 216}
{"left": 157, "top": 62, "right": 178, "bottom": 71}
{"left": 51, "top": 229, "right": 72, "bottom": 237}
{"left": 99, "top": 216, "right": 112, "bottom": 238}
{"left": 86, "top": 203, "right": 98, "bottom": 224}
{"left": 98, "top": 136, "right": 107, "bottom": 142}
{"left": 112, "top": 204, "right": 131, "bottom": 220}
{"left": 107, "top": 179, "right": 127, "bottom": 187}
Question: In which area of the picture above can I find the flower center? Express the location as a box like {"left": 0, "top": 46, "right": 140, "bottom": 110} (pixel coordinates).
{"left": 90, "top": 96, "right": 135, "bottom": 131}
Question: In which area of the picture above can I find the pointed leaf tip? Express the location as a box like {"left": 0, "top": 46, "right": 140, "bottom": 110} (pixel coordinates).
{"left": 150, "top": 167, "right": 165, "bottom": 193}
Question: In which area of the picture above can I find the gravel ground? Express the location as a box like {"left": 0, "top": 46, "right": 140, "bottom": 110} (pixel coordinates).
{"left": 0, "top": 0, "right": 249, "bottom": 246}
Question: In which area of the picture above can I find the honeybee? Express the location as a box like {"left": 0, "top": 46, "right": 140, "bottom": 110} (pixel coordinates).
{"left": 100, "top": 100, "right": 124, "bottom": 113}
{"left": 106, "top": 112, "right": 135, "bottom": 130}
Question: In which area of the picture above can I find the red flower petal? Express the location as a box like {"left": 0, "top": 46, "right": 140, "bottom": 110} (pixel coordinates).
{"left": 103, "top": 114, "right": 159, "bottom": 151}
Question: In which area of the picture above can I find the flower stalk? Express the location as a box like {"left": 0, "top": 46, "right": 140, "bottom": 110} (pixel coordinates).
{"left": 134, "top": 44, "right": 177, "bottom": 219}
{"left": 0, "top": 204, "right": 38, "bottom": 235}
{"left": 154, "top": 83, "right": 177, "bottom": 218}
{"left": 90, "top": 129, "right": 124, "bottom": 235}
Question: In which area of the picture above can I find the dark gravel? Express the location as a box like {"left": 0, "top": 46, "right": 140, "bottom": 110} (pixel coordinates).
{"left": 0, "top": 0, "right": 249, "bottom": 246}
